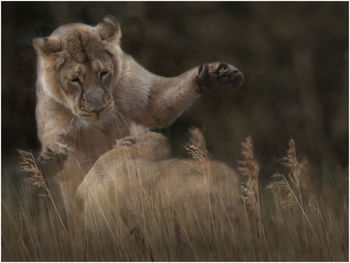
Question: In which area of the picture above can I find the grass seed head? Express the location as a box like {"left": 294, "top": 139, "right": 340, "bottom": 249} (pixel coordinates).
{"left": 187, "top": 126, "right": 209, "bottom": 157}
{"left": 267, "top": 173, "right": 295, "bottom": 209}
{"left": 17, "top": 149, "right": 49, "bottom": 193}
{"left": 184, "top": 144, "right": 208, "bottom": 161}
{"left": 238, "top": 137, "right": 260, "bottom": 216}
{"left": 238, "top": 136, "right": 259, "bottom": 180}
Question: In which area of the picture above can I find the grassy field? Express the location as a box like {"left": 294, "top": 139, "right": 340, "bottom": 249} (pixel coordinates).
{"left": 2, "top": 137, "right": 348, "bottom": 261}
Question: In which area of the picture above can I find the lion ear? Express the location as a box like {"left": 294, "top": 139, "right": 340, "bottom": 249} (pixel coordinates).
{"left": 33, "top": 37, "right": 64, "bottom": 57}
{"left": 96, "top": 15, "right": 122, "bottom": 44}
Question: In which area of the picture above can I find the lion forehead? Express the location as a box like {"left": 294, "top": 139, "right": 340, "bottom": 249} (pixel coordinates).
{"left": 53, "top": 25, "right": 107, "bottom": 63}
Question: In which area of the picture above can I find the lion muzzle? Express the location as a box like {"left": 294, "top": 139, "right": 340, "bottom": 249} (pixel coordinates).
{"left": 83, "top": 87, "right": 108, "bottom": 114}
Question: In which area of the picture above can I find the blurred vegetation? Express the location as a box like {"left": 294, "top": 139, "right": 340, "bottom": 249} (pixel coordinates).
{"left": 2, "top": 2, "right": 348, "bottom": 178}
{"left": 2, "top": 136, "right": 348, "bottom": 261}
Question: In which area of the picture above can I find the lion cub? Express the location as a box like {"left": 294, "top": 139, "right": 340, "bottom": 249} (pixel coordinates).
{"left": 33, "top": 15, "right": 244, "bottom": 199}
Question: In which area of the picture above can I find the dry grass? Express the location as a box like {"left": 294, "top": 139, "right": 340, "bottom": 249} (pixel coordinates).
{"left": 17, "top": 150, "right": 67, "bottom": 232}
{"left": 238, "top": 136, "right": 260, "bottom": 216}
{"left": 2, "top": 138, "right": 348, "bottom": 261}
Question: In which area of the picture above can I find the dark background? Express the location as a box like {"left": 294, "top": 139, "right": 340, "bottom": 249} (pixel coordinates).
{"left": 2, "top": 2, "right": 348, "bottom": 179}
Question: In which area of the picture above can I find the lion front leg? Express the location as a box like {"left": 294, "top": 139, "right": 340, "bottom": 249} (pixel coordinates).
{"left": 142, "top": 62, "right": 244, "bottom": 128}
{"left": 37, "top": 139, "right": 69, "bottom": 178}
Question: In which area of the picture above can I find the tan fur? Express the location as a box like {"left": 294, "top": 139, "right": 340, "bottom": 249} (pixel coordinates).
{"left": 33, "top": 15, "right": 244, "bottom": 201}
{"left": 76, "top": 131, "right": 241, "bottom": 231}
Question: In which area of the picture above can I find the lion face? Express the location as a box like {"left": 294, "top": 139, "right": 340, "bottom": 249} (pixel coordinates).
{"left": 34, "top": 16, "right": 122, "bottom": 122}
{"left": 58, "top": 56, "right": 115, "bottom": 121}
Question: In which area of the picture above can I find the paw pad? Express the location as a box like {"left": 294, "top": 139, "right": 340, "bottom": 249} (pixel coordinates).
{"left": 196, "top": 63, "right": 244, "bottom": 94}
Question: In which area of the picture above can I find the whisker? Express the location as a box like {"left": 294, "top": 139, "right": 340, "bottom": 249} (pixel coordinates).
{"left": 65, "top": 116, "right": 78, "bottom": 136}
{"left": 112, "top": 105, "right": 129, "bottom": 129}
{"left": 74, "top": 117, "right": 81, "bottom": 149}
{"left": 104, "top": 104, "right": 131, "bottom": 138}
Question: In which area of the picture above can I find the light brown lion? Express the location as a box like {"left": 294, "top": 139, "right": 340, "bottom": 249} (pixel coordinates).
{"left": 33, "top": 15, "right": 244, "bottom": 218}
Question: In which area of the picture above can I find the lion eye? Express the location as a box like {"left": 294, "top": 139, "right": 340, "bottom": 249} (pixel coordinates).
{"left": 71, "top": 77, "right": 81, "bottom": 83}
{"left": 100, "top": 70, "right": 108, "bottom": 78}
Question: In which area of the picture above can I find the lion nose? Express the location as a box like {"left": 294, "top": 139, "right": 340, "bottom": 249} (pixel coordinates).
{"left": 84, "top": 88, "right": 106, "bottom": 114}
{"left": 89, "top": 103, "right": 105, "bottom": 114}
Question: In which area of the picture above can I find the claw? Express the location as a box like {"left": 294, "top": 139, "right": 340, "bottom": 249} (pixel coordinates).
{"left": 198, "top": 64, "right": 203, "bottom": 74}
{"left": 196, "top": 62, "right": 244, "bottom": 93}
{"left": 201, "top": 65, "right": 209, "bottom": 78}
{"left": 215, "top": 63, "right": 227, "bottom": 74}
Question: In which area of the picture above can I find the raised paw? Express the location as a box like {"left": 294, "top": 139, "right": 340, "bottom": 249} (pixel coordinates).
{"left": 195, "top": 62, "right": 244, "bottom": 94}
{"left": 37, "top": 143, "right": 68, "bottom": 176}
{"left": 38, "top": 142, "right": 68, "bottom": 164}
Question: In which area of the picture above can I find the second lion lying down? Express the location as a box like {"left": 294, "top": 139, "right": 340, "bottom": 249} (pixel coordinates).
{"left": 76, "top": 130, "right": 241, "bottom": 231}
